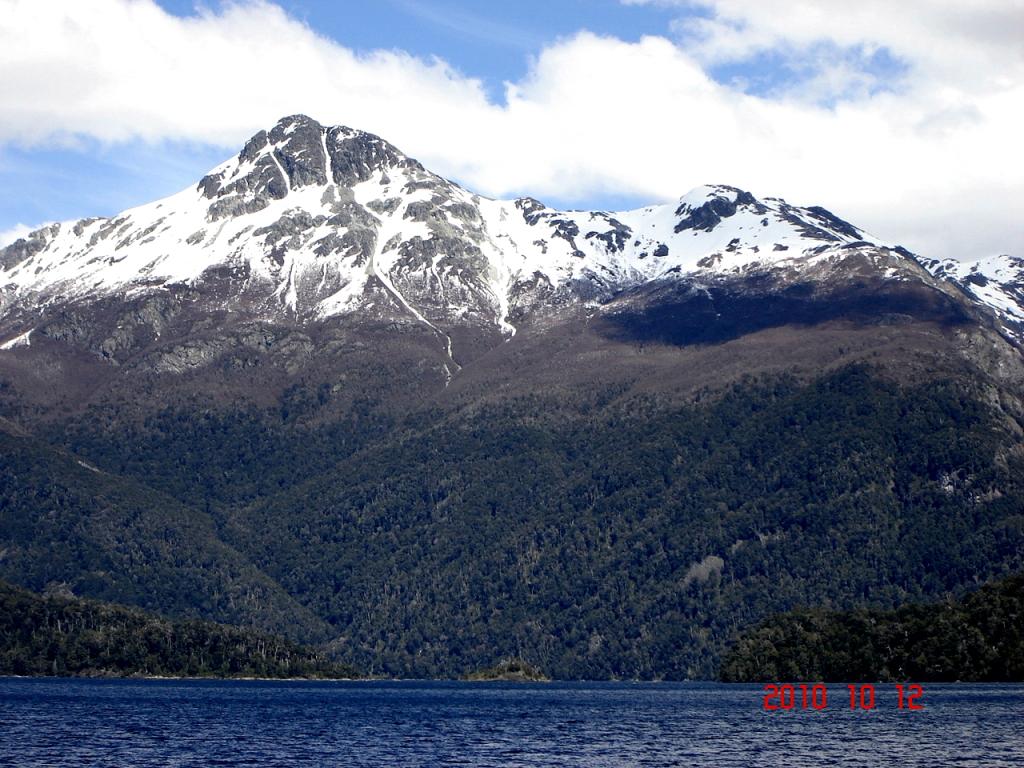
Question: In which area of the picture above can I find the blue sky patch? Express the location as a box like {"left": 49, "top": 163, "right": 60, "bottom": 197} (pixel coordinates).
{"left": 707, "top": 43, "right": 909, "bottom": 104}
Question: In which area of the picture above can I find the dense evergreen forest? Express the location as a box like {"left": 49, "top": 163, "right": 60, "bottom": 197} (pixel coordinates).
{"left": 720, "top": 572, "right": 1024, "bottom": 682}
{"left": 0, "top": 425, "right": 329, "bottom": 639}
{"left": 0, "top": 580, "right": 357, "bottom": 679}
{"left": 25, "top": 363, "right": 1021, "bottom": 679}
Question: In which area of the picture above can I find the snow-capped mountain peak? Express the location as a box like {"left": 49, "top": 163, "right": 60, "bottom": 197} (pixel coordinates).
{"left": 197, "top": 115, "right": 421, "bottom": 218}
{"left": 3, "top": 113, "right": 1004, "bottom": 352}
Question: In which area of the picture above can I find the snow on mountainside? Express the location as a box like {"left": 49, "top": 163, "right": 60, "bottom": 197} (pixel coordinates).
{"left": 0, "top": 116, "right": 885, "bottom": 332}
{"left": 0, "top": 113, "right": 1010, "bottom": 356}
{"left": 920, "top": 255, "right": 1024, "bottom": 337}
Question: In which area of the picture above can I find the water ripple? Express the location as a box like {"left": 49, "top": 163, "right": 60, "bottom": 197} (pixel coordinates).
{"left": 0, "top": 679, "right": 1021, "bottom": 767}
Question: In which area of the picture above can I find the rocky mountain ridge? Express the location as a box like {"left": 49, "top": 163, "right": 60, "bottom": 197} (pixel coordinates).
{"left": 920, "top": 254, "right": 1024, "bottom": 337}
{"left": 7, "top": 113, "right": 1008, "bottom": 366}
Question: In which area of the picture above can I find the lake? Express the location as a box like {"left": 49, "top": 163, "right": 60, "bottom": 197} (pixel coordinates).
{"left": 0, "top": 679, "right": 1021, "bottom": 766}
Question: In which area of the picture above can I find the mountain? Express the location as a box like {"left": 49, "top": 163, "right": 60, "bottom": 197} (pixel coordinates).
{"left": 0, "top": 113, "right": 878, "bottom": 323}
{"left": 1, "top": 115, "right": 1023, "bottom": 679}
{"left": 0, "top": 114, "right": 991, "bottom": 361}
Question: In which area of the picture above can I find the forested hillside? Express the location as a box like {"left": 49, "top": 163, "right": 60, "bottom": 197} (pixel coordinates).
{"left": 35, "top": 363, "right": 1022, "bottom": 678}
{"left": 0, "top": 581, "right": 357, "bottom": 679}
{"left": 0, "top": 425, "right": 329, "bottom": 640}
{"left": 720, "top": 573, "right": 1024, "bottom": 682}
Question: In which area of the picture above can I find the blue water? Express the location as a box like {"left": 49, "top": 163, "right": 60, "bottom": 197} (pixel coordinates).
{"left": 0, "top": 679, "right": 1021, "bottom": 767}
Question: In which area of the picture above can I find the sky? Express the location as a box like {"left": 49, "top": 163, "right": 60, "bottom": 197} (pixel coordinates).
{"left": 0, "top": 0, "right": 1022, "bottom": 261}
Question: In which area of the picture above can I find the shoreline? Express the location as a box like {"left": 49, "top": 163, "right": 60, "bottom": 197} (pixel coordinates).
{"left": 3, "top": 674, "right": 1020, "bottom": 685}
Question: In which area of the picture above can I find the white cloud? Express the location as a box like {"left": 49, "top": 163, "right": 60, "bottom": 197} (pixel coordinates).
{"left": 0, "top": 223, "right": 34, "bottom": 248}
{"left": 643, "top": 0, "right": 1024, "bottom": 91}
{"left": 0, "top": 0, "right": 495, "bottom": 151}
{"left": 0, "top": 0, "right": 1021, "bottom": 261}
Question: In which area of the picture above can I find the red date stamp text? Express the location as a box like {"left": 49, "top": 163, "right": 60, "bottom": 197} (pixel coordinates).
{"left": 762, "top": 683, "right": 924, "bottom": 711}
